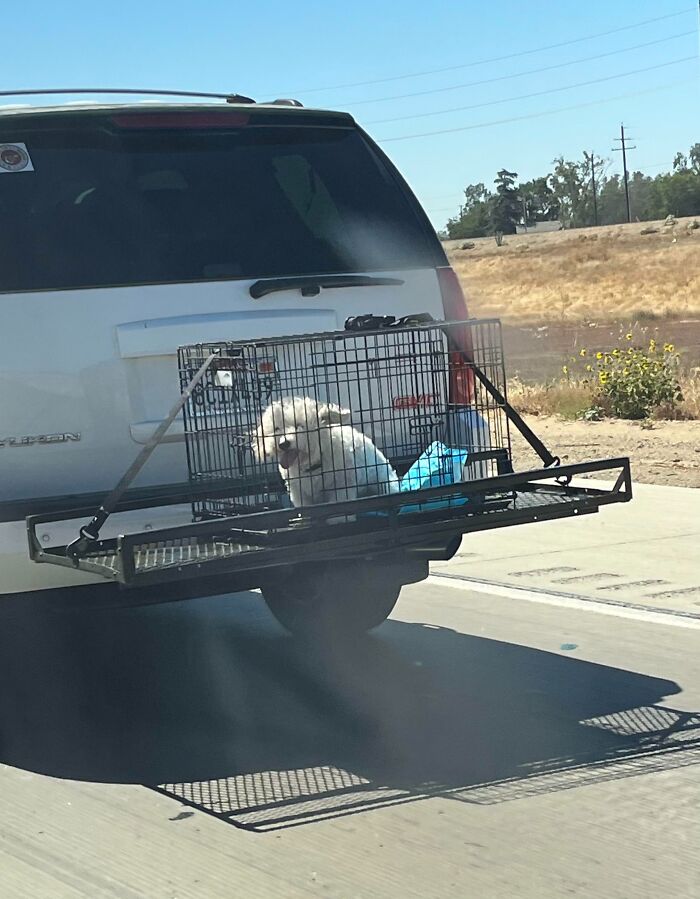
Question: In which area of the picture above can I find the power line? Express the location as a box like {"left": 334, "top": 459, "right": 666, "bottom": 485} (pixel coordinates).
{"left": 366, "top": 55, "right": 695, "bottom": 125}
{"left": 378, "top": 78, "right": 692, "bottom": 143}
{"left": 286, "top": 8, "right": 694, "bottom": 94}
{"left": 342, "top": 30, "right": 695, "bottom": 108}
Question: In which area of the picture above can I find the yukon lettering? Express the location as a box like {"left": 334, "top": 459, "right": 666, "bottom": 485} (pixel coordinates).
{"left": 0, "top": 433, "right": 81, "bottom": 447}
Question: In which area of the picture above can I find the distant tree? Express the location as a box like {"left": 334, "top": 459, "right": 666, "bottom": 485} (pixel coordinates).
{"left": 444, "top": 181, "right": 493, "bottom": 238}
{"left": 519, "top": 175, "right": 560, "bottom": 223}
{"left": 598, "top": 151, "right": 700, "bottom": 223}
{"left": 627, "top": 171, "right": 658, "bottom": 221}
{"left": 547, "top": 155, "right": 604, "bottom": 228}
{"left": 442, "top": 143, "right": 700, "bottom": 236}
{"left": 673, "top": 151, "right": 689, "bottom": 172}
{"left": 653, "top": 169, "right": 700, "bottom": 218}
{"left": 597, "top": 174, "right": 627, "bottom": 225}
{"left": 491, "top": 169, "right": 520, "bottom": 234}
{"left": 689, "top": 143, "right": 700, "bottom": 174}
{"left": 462, "top": 182, "right": 490, "bottom": 207}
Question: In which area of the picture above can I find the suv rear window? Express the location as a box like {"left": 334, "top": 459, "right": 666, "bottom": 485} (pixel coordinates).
{"left": 0, "top": 114, "right": 439, "bottom": 293}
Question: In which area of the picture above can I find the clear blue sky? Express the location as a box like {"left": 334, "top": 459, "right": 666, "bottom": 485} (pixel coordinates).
{"left": 3, "top": 0, "right": 698, "bottom": 229}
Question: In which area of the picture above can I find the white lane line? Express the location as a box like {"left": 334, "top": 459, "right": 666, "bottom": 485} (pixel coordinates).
{"left": 428, "top": 574, "right": 700, "bottom": 630}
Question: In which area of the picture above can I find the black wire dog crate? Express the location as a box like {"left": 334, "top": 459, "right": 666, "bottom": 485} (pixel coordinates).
{"left": 178, "top": 318, "right": 512, "bottom": 520}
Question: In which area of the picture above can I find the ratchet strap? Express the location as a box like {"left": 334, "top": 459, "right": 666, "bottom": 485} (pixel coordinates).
{"left": 468, "top": 365, "right": 560, "bottom": 470}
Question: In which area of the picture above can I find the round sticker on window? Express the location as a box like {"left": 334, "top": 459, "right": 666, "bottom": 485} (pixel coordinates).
{"left": 0, "top": 143, "right": 34, "bottom": 173}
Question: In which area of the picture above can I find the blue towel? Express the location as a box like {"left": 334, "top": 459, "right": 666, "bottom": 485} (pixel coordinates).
{"left": 400, "top": 441, "right": 466, "bottom": 491}
{"left": 398, "top": 441, "right": 469, "bottom": 514}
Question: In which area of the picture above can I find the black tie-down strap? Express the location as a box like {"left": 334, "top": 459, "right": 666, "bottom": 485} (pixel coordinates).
{"left": 66, "top": 352, "right": 218, "bottom": 562}
{"left": 444, "top": 318, "right": 562, "bottom": 473}
{"left": 470, "top": 365, "right": 561, "bottom": 471}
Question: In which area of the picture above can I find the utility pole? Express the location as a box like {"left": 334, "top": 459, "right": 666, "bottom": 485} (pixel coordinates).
{"left": 587, "top": 151, "right": 599, "bottom": 227}
{"left": 613, "top": 124, "right": 636, "bottom": 223}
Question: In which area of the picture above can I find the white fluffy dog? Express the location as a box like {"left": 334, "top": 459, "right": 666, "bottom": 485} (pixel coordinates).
{"left": 253, "top": 396, "right": 399, "bottom": 508}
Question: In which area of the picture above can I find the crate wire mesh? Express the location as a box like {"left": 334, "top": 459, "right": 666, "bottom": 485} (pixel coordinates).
{"left": 178, "top": 319, "right": 512, "bottom": 521}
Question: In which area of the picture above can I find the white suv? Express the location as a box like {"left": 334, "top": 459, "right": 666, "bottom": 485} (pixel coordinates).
{"left": 0, "top": 96, "right": 466, "bottom": 608}
{"left": 0, "top": 91, "right": 631, "bottom": 632}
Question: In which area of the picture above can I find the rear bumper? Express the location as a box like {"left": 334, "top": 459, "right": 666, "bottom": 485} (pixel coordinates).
{"left": 27, "top": 458, "right": 632, "bottom": 590}
{"left": 1, "top": 502, "right": 193, "bottom": 595}
{"left": 0, "top": 520, "right": 102, "bottom": 595}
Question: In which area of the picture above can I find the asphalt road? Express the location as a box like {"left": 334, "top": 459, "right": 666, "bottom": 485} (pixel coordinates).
{"left": 0, "top": 563, "right": 698, "bottom": 897}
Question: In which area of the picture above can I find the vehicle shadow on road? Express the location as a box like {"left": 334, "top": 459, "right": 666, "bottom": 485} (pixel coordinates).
{"left": 0, "top": 590, "right": 696, "bottom": 830}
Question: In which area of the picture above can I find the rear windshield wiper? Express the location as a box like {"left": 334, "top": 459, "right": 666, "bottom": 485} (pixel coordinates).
{"left": 249, "top": 274, "right": 405, "bottom": 299}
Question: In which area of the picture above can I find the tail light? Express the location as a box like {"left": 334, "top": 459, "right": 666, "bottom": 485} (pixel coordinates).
{"left": 437, "top": 266, "right": 475, "bottom": 405}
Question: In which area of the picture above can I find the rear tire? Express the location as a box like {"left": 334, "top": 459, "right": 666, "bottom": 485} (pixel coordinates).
{"left": 261, "top": 558, "right": 416, "bottom": 639}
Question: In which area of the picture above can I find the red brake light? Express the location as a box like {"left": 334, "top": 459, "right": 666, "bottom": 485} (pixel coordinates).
{"left": 449, "top": 354, "right": 475, "bottom": 406}
{"left": 111, "top": 112, "right": 250, "bottom": 129}
{"left": 436, "top": 266, "right": 475, "bottom": 405}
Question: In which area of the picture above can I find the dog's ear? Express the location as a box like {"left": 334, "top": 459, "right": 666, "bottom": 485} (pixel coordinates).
{"left": 318, "top": 402, "right": 351, "bottom": 424}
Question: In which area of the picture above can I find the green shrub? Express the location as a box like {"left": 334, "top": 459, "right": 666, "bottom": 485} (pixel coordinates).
{"left": 589, "top": 336, "right": 682, "bottom": 419}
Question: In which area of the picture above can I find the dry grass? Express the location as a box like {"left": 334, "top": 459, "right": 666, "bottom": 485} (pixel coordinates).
{"left": 508, "top": 378, "right": 594, "bottom": 419}
{"left": 675, "top": 372, "right": 700, "bottom": 420}
{"left": 508, "top": 372, "right": 700, "bottom": 420}
{"left": 445, "top": 217, "right": 700, "bottom": 325}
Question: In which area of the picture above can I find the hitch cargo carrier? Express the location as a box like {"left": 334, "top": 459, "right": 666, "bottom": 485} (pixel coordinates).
{"left": 27, "top": 318, "right": 631, "bottom": 587}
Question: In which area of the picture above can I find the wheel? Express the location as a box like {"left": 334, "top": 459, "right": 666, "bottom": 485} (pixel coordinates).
{"left": 261, "top": 559, "right": 409, "bottom": 638}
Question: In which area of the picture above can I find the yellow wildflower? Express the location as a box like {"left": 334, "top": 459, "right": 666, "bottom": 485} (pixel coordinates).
{"left": 579, "top": 348, "right": 587, "bottom": 357}
{"left": 586, "top": 364, "right": 592, "bottom": 372}
{"left": 562, "top": 365, "right": 569, "bottom": 375}
{"left": 625, "top": 333, "right": 633, "bottom": 340}
{"left": 599, "top": 371, "right": 609, "bottom": 384}
{"left": 596, "top": 351, "right": 603, "bottom": 360}
{"left": 663, "top": 343, "right": 674, "bottom": 353}
{"left": 612, "top": 348, "right": 621, "bottom": 358}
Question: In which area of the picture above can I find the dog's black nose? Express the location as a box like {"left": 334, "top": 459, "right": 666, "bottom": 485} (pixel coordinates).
{"left": 278, "top": 438, "right": 291, "bottom": 451}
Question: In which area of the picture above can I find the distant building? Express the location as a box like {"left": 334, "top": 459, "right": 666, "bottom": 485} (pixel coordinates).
{"left": 515, "top": 221, "right": 563, "bottom": 235}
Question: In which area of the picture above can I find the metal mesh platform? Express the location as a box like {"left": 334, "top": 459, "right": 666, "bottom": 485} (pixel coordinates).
{"left": 30, "top": 466, "right": 632, "bottom": 586}
{"left": 79, "top": 536, "right": 267, "bottom": 579}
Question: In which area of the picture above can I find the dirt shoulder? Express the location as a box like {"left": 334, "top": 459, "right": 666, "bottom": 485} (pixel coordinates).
{"left": 511, "top": 416, "right": 700, "bottom": 488}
